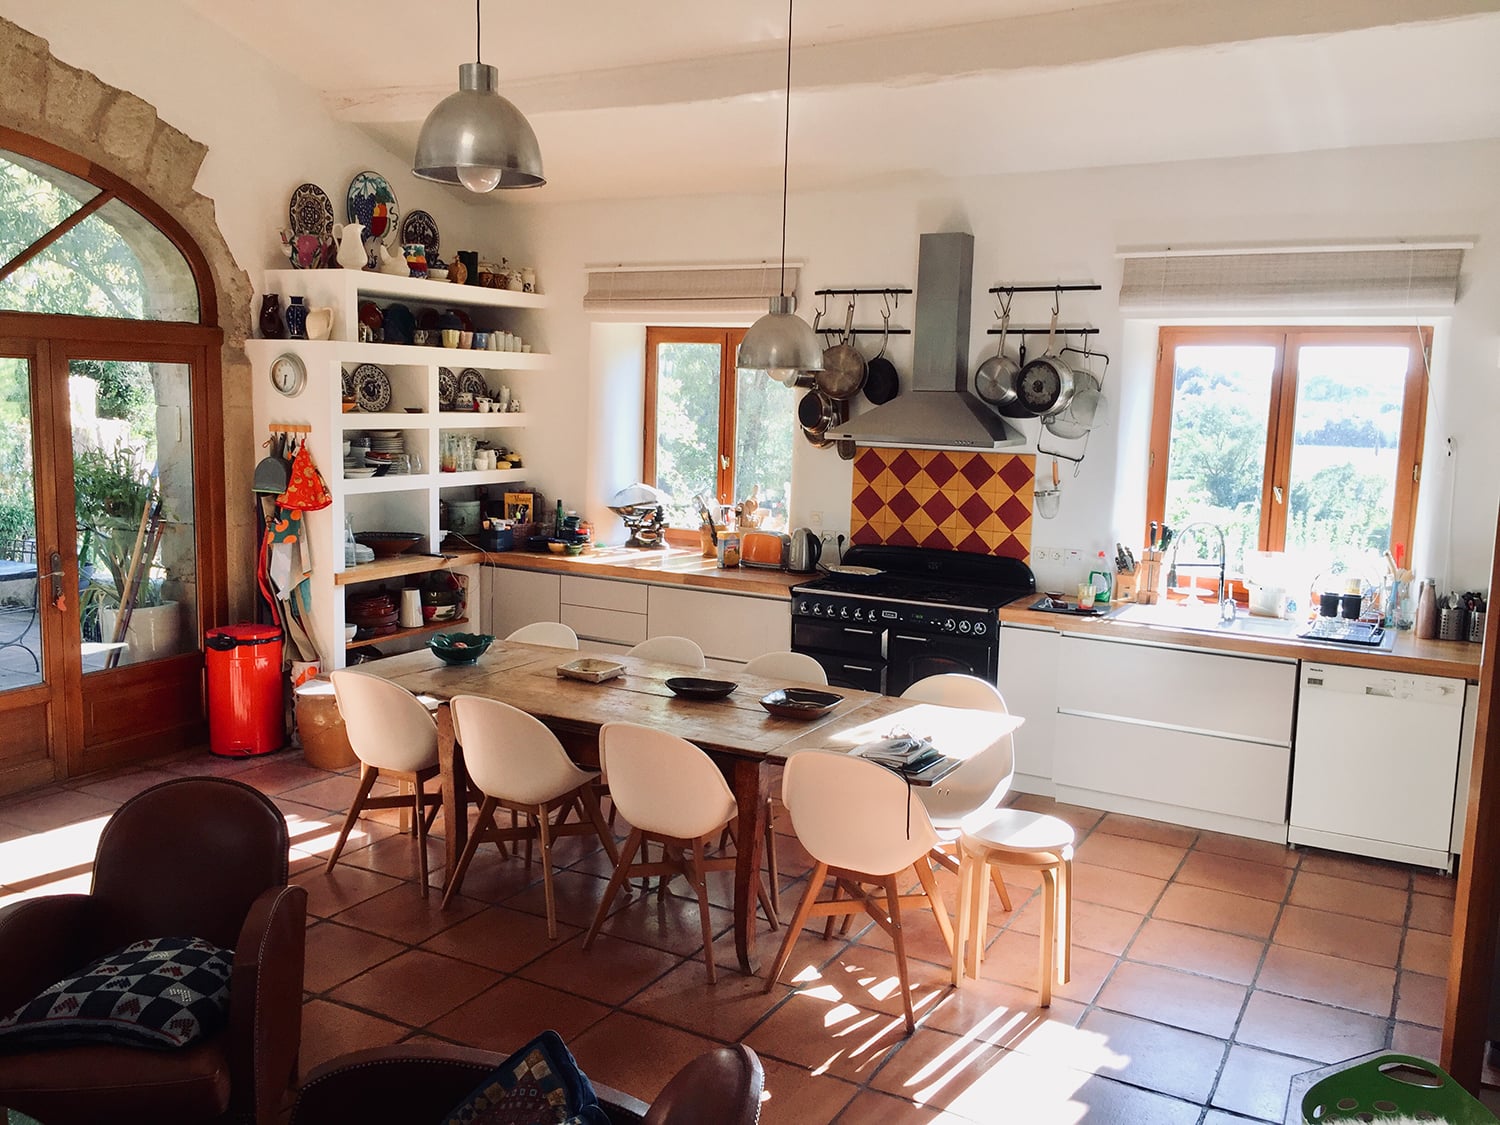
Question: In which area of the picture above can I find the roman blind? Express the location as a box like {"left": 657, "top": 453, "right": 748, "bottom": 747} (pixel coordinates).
{"left": 1118, "top": 245, "right": 1465, "bottom": 314}
{"left": 583, "top": 263, "right": 800, "bottom": 314}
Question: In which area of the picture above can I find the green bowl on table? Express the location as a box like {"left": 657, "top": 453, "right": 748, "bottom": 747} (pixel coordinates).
{"left": 428, "top": 632, "right": 494, "bottom": 666}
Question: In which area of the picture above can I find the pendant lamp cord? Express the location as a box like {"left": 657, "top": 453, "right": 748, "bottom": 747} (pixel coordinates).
{"left": 778, "top": 0, "right": 793, "bottom": 298}
{"left": 475, "top": 0, "right": 482, "bottom": 63}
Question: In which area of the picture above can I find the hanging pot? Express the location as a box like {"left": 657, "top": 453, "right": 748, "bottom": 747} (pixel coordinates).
{"left": 1015, "top": 307, "right": 1075, "bottom": 417}
{"left": 974, "top": 305, "right": 1027, "bottom": 417}
{"left": 862, "top": 304, "right": 899, "bottom": 405}
{"left": 816, "top": 300, "right": 866, "bottom": 400}
{"left": 800, "top": 395, "right": 846, "bottom": 448}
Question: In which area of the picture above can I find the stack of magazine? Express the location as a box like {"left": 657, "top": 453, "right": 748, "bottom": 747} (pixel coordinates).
{"left": 858, "top": 737, "right": 959, "bottom": 785}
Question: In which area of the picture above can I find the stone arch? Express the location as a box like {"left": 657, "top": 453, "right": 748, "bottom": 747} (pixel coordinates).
{"left": 0, "top": 15, "right": 256, "bottom": 618}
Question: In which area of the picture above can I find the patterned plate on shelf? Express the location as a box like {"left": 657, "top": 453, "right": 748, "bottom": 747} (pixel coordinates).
{"left": 458, "top": 369, "right": 490, "bottom": 398}
{"left": 340, "top": 367, "right": 354, "bottom": 401}
{"left": 400, "top": 210, "right": 440, "bottom": 259}
{"left": 288, "top": 182, "right": 335, "bottom": 237}
{"left": 352, "top": 364, "right": 392, "bottom": 413}
{"left": 438, "top": 367, "right": 457, "bottom": 409}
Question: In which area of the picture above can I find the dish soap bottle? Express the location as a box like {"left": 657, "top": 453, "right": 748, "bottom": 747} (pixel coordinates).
{"left": 1088, "top": 552, "right": 1112, "bottom": 606}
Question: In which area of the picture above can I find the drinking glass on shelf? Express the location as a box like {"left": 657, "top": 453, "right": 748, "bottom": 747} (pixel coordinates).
{"left": 1077, "top": 583, "right": 1096, "bottom": 606}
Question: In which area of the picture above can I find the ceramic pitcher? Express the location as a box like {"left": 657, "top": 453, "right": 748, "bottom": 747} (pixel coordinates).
{"left": 334, "top": 222, "right": 367, "bottom": 270}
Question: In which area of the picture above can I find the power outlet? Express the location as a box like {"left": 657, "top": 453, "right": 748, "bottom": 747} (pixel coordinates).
{"left": 1064, "top": 548, "right": 1085, "bottom": 568}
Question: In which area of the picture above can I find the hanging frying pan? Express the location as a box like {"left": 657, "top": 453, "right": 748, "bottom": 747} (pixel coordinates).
{"left": 975, "top": 304, "right": 1027, "bottom": 417}
{"left": 1015, "top": 306, "right": 1075, "bottom": 417}
{"left": 817, "top": 300, "right": 866, "bottom": 400}
{"left": 863, "top": 304, "right": 899, "bottom": 405}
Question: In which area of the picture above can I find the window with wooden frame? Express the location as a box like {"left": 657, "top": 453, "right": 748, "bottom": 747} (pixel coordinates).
{"left": 1147, "top": 326, "right": 1429, "bottom": 579}
{"left": 643, "top": 326, "right": 795, "bottom": 541}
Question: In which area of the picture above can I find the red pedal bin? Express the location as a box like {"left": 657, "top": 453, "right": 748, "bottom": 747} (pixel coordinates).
{"left": 205, "top": 624, "right": 284, "bottom": 757}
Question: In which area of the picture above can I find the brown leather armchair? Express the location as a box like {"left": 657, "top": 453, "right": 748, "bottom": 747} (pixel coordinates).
{"left": 0, "top": 776, "right": 307, "bottom": 1125}
{"left": 289, "top": 1041, "right": 764, "bottom": 1125}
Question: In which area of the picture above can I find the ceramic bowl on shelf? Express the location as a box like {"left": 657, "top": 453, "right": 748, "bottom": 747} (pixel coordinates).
{"left": 354, "top": 531, "right": 423, "bottom": 557}
{"left": 547, "top": 540, "right": 568, "bottom": 554}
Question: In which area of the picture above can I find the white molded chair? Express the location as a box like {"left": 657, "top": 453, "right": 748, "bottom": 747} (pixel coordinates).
{"left": 739, "top": 651, "right": 829, "bottom": 914}
{"left": 328, "top": 670, "right": 444, "bottom": 894}
{"left": 443, "top": 696, "right": 618, "bottom": 936}
{"left": 584, "top": 722, "right": 776, "bottom": 983}
{"left": 627, "top": 635, "right": 706, "bottom": 669}
{"left": 505, "top": 621, "right": 580, "bottom": 649}
{"left": 742, "top": 651, "right": 828, "bottom": 684}
{"left": 764, "top": 749, "right": 955, "bottom": 1032}
{"left": 900, "top": 673, "right": 1018, "bottom": 910}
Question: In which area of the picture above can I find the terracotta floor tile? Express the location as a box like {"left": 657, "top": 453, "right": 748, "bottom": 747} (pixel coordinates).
{"left": 1392, "top": 1020, "right": 1442, "bottom": 1058}
{"left": 1202, "top": 1113, "right": 1270, "bottom": 1125}
{"left": 1211, "top": 1044, "right": 1317, "bottom": 1123}
{"left": 1095, "top": 961, "right": 1249, "bottom": 1038}
{"left": 1236, "top": 990, "right": 1387, "bottom": 1063}
{"left": 1008, "top": 893, "right": 1143, "bottom": 957}
{"left": 292, "top": 863, "right": 406, "bottom": 919}
{"left": 441, "top": 849, "right": 545, "bottom": 904}
{"left": 1067, "top": 860, "right": 1168, "bottom": 914}
{"left": 1095, "top": 812, "right": 1199, "bottom": 849}
{"left": 328, "top": 947, "right": 503, "bottom": 1027}
{"left": 0, "top": 788, "right": 118, "bottom": 831}
{"left": 1075, "top": 831, "right": 1188, "bottom": 879}
{"left": 1076, "top": 1008, "right": 1227, "bottom": 1103}
{"left": 158, "top": 751, "right": 266, "bottom": 778}
{"left": 1274, "top": 904, "right": 1402, "bottom": 969}
{"left": 1007, "top": 793, "right": 1105, "bottom": 836}
{"left": 834, "top": 1089, "right": 946, "bottom": 1123}
{"left": 594, "top": 889, "right": 736, "bottom": 958}
{"left": 970, "top": 928, "right": 1118, "bottom": 1005}
{"left": 866, "top": 1028, "right": 1010, "bottom": 1112}
{"left": 1410, "top": 891, "right": 1454, "bottom": 935}
{"left": 232, "top": 758, "right": 333, "bottom": 796}
{"left": 337, "top": 831, "right": 448, "bottom": 889}
{"left": 745, "top": 990, "right": 907, "bottom": 1085}
{"left": 924, "top": 974, "right": 1086, "bottom": 1043}
{"left": 1402, "top": 927, "right": 1451, "bottom": 978}
{"left": 626, "top": 956, "right": 792, "bottom": 1042}
{"left": 1396, "top": 969, "right": 1446, "bottom": 1027}
{"left": 1176, "top": 850, "right": 1294, "bottom": 902}
{"left": 328, "top": 883, "right": 484, "bottom": 942}
{"left": 568, "top": 1012, "right": 723, "bottom": 1104}
{"left": 844, "top": 902, "right": 961, "bottom": 969}
{"left": 303, "top": 920, "right": 408, "bottom": 993}
{"left": 282, "top": 799, "right": 400, "bottom": 859}
{"left": 1412, "top": 870, "right": 1457, "bottom": 899}
{"left": 503, "top": 868, "right": 615, "bottom": 929}
{"left": 1289, "top": 870, "right": 1408, "bottom": 925}
{"left": 1126, "top": 917, "right": 1266, "bottom": 985}
{"left": 518, "top": 933, "right": 683, "bottom": 1006}
{"left": 753, "top": 1054, "right": 858, "bottom": 1124}
{"left": 419, "top": 904, "right": 576, "bottom": 972}
{"left": 72, "top": 767, "right": 182, "bottom": 803}
{"left": 425, "top": 975, "right": 610, "bottom": 1051}
{"left": 1195, "top": 830, "right": 1299, "bottom": 868}
{"left": 813, "top": 944, "right": 953, "bottom": 1021}
{"left": 298, "top": 998, "right": 410, "bottom": 1077}
{"left": 1297, "top": 849, "right": 1410, "bottom": 889}
{"left": 278, "top": 771, "right": 393, "bottom": 812}
{"left": 1154, "top": 883, "right": 1282, "bottom": 940}
{"left": 1256, "top": 944, "right": 1396, "bottom": 1016}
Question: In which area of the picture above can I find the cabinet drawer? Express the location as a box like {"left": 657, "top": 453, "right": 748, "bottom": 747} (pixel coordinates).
{"left": 1057, "top": 634, "right": 1294, "bottom": 744}
{"left": 560, "top": 575, "right": 648, "bottom": 613}
{"left": 486, "top": 569, "right": 561, "bottom": 640}
{"left": 647, "top": 586, "right": 789, "bottom": 662}
{"left": 1055, "top": 712, "right": 1290, "bottom": 825}
{"left": 561, "top": 605, "right": 647, "bottom": 646}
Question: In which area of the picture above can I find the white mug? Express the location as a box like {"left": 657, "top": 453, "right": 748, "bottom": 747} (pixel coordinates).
{"left": 399, "top": 588, "right": 423, "bottom": 628}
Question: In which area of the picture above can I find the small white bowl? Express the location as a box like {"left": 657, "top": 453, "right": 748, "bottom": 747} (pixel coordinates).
{"left": 344, "top": 624, "right": 358, "bottom": 642}
{"left": 428, "top": 269, "right": 449, "bottom": 281}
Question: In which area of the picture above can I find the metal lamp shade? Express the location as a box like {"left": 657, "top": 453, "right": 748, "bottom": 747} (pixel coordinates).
{"left": 413, "top": 63, "right": 544, "bottom": 191}
{"left": 738, "top": 295, "right": 823, "bottom": 385}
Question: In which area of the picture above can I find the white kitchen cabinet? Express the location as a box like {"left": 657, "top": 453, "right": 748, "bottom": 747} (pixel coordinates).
{"left": 560, "top": 576, "right": 649, "bottom": 646}
{"left": 646, "top": 586, "right": 791, "bottom": 664}
{"left": 1054, "top": 633, "right": 1297, "bottom": 841}
{"left": 485, "top": 568, "right": 561, "bottom": 640}
{"left": 248, "top": 269, "right": 549, "bottom": 670}
{"left": 997, "top": 624, "right": 1059, "bottom": 795}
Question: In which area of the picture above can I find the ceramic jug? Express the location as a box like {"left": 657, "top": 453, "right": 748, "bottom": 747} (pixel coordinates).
{"left": 304, "top": 306, "right": 334, "bottom": 341}
{"left": 377, "top": 244, "right": 409, "bottom": 276}
{"left": 334, "top": 222, "right": 367, "bottom": 270}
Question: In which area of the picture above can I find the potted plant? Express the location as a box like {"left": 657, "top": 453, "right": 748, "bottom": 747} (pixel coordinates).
{"left": 73, "top": 442, "right": 180, "bottom": 663}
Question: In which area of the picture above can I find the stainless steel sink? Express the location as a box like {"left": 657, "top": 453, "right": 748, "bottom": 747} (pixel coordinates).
{"left": 1107, "top": 602, "right": 1301, "bottom": 640}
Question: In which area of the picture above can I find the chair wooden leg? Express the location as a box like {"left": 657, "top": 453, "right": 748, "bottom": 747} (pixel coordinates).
{"left": 763, "top": 797, "right": 781, "bottom": 919}
{"left": 441, "top": 796, "right": 496, "bottom": 909}
{"left": 689, "top": 836, "right": 717, "bottom": 984}
{"left": 584, "top": 828, "right": 643, "bottom": 951}
{"left": 397, "top": 778, "right": 412, "bottom": 835}
{"left": 884, "top": 874, "right": 916, "bottom": 1034}
{"left": 1058, "top": 853, "right": 1073, "bottom": 985}
{"left": 763, "top": 861, "right": 827, "bottom": 994}
{"left": 326, "top": 765, "right": 379, "bottom": 873}
{"left": 536, "top": 803, "right": 560, "bottom": 940}
{"left": 913, "top": 856, "right": 955, "bottom": 959}
{"left": 578, "top": 783, "right": 620, "bottom": 865}
{"left": 969, "top": 855, "right": 991, "bottom": 980}
{"left": 952, "top": 850, "right": 973, "bottom": 987}
{"left": 988, "top": 865, "right": 1013, "bottom": 913}
{"left": 1039, "top": 865, "right": 1057, "bottom": 1008}
{"left": 413, "top": 775, "right": 431, "bottom": 897}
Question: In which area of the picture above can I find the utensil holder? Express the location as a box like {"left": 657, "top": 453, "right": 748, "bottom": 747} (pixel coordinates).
{"left": 1469, "top": 611, "right": 1485, "bottom": 643}
{"left": 1439, "top": 606, "right": 1468, "bottom": 641}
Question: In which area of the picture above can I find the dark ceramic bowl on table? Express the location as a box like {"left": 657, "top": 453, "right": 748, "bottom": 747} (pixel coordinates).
{"left": 428, "top": 632, "right": 493, "bottom": 666}
{"left": 665, "top": 677, "right": 738, "bottom": 701}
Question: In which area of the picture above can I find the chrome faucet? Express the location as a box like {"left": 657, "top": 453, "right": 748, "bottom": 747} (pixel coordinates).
{"left": 1167, "top": 522, "right": 1235, "bottom": 621}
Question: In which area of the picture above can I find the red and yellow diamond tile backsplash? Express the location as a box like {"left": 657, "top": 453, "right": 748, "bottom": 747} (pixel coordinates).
{"left": 849, "top": 448, "right": 1033, "bottom": 560}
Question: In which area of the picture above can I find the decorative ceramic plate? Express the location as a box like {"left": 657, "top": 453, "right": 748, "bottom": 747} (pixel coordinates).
{"left": 344, "top": 466, "right": 377, "bottom": 478}
{"left": 759, "top": 687, "right": 844, "bottom": 720}
{"left": 288, "top": 182, "right": 334, "bottom": 237}
{"left": 340, "top": 367, "right": 354, "bottom": 401}
{"left": 346, "top": 171, "right": 400, "bottom": 266}
{"left": 458, "top": 369, "right": 489, "bottom": 398}
{"left": 438, "top": 367, "right": 458, "bottom": 408}
{"left": 400, "top": 210, "right": 440, "bottom": 258}
{"left": 665, "top": 677, "right": 738, "bottom": 701}
{"left": 352, "top": 364, "right": 392, "bottom": 413}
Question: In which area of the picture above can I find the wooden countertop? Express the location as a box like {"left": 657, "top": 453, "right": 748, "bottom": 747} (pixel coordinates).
{"left": 999, "top": 604, "right": 1483, "bottom": 680}
{"left": 477, "top": 545, "right": 802, "bottom": 598}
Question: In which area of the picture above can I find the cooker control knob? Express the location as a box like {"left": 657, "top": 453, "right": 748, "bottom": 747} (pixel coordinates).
{"left": 973, "top": 622, "right": 988, "bottom": 635}
{"left": 812, "top": 603, "right": 823, "bottom": 616}
{"left": 849, "top": 607, "right": 862, "bottom": 621}
{"left": 958, "top": 620, "right": 971, "bottom": 634}
{"left": 944, "top": 618, "right": 956, "bottom": 632}
{"left": 839, "top": 606, "right": 850, "bottom": 619}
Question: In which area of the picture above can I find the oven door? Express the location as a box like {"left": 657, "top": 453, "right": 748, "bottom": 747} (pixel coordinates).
{"left": 885, "top": 629, "right": 997, "bottom": 697}
{"left": 791, "top": 618, "right": 886, "bottom": 693}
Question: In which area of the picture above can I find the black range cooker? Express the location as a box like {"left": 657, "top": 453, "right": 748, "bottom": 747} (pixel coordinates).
{"left": 790, "top": 545, "right": 1036, "bottom": 696}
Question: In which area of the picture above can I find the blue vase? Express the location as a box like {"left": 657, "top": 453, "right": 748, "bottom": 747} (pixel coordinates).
{"left": 285, "top": 295, "right": 308, "bottom": 339}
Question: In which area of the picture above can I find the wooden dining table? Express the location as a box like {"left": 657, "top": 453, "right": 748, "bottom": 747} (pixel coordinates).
{"left": 361, "top": 642, "right": 1022, "bottom": 974}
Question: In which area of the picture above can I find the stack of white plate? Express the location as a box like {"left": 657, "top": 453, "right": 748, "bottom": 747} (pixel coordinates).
{"left": 368, "top": 430, "right": 405, "bottom": 455}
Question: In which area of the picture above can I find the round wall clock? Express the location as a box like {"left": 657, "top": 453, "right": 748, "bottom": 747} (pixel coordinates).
{"left": 270, "top": 352, "right": 307, "bottom": 397}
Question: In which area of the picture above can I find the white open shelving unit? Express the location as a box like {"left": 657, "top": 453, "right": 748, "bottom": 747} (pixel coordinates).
{"left": 247, "top": 268, "right": 551, "bottom": 670}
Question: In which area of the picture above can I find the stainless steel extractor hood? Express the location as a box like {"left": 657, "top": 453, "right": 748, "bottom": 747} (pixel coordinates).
{"left": 825, "top": 231, "right": 1024, "bottom": 450}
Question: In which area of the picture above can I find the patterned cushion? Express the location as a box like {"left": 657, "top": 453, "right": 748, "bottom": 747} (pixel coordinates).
{"left": 0, "top": 936, "right": 232, "bottom": 1050}
{"left": 443, "top": 1030, "right": 611, "bottom": 1125}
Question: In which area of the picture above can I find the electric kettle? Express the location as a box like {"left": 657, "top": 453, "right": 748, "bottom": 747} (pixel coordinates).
{"left": 787, "top": 528, "right": 822, "bottom": 573}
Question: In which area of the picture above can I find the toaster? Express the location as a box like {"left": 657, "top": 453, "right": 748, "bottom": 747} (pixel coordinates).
{"left": 740, "top": 530, "right": 789, "bottom": 569}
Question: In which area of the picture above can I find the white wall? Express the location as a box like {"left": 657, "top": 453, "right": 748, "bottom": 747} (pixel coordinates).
{"left": 526, "top": 139, "right": 1500, "bottom": 591}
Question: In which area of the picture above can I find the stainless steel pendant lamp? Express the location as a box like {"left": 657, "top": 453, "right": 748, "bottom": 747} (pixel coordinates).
{"left": 736, "top": 0, "right": 822, "bottom": 385}
{"left": 413, "top": 0, "right": 544, "bottom": 191}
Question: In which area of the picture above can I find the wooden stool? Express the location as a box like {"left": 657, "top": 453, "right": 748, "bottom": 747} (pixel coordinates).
{"left": 952, "top": 809, "right": 1075, "bottom": 1006}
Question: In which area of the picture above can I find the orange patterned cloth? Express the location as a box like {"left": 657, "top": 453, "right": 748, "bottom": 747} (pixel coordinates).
{"left": 278, "top": 444, "right": 331, "bottom": 511}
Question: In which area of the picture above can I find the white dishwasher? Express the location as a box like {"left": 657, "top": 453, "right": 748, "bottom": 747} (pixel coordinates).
{"left": 1289, "top": 661, "right": 1466, "bottom": 870}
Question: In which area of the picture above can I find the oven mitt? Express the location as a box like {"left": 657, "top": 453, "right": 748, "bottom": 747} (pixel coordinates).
{"left": 278, "top": 443, "right": 332, "bottom": 511}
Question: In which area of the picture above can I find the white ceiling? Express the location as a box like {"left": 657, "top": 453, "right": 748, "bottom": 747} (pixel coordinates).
{"left": 187, "top": 0, "right": 1500, "bottom": 203}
